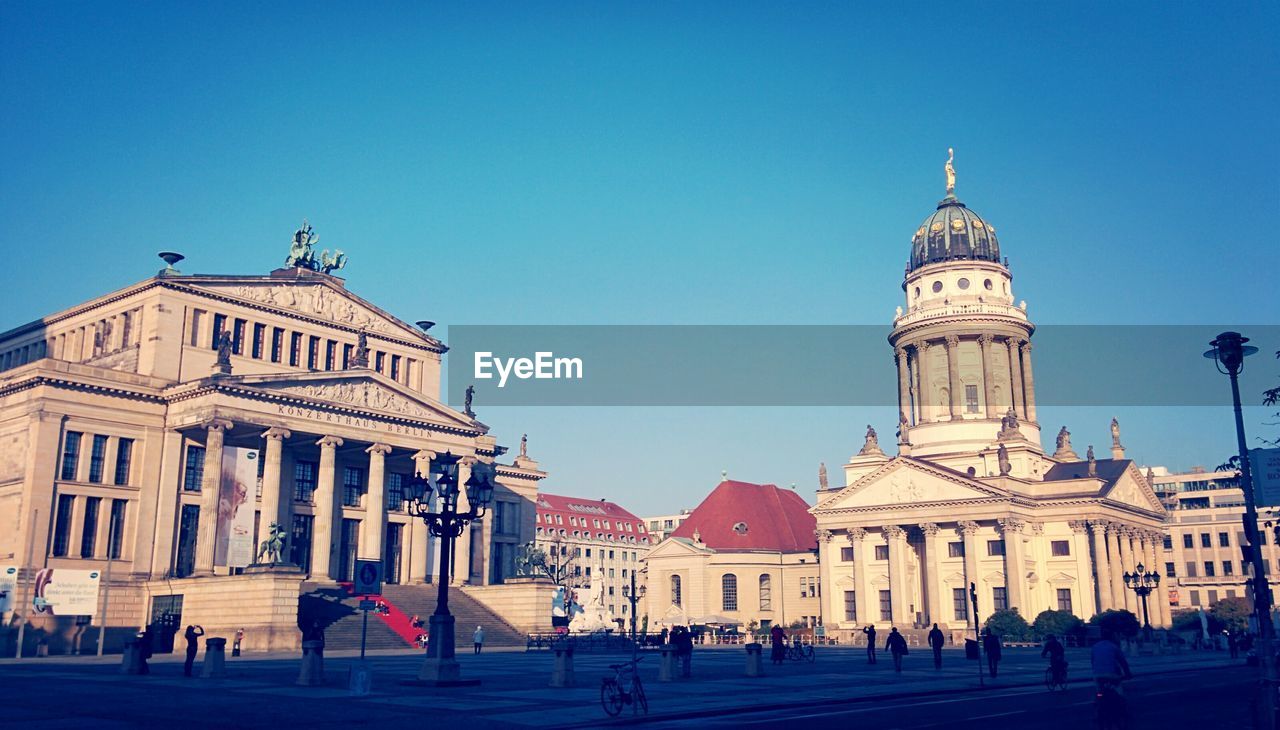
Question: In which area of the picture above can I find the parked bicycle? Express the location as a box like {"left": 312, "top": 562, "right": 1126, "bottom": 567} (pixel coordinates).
{"left": 600, "top": 656, "right": 647, "bottom": 717}
{"left": 785, "top": 642, "right": 816, "bottom": 663}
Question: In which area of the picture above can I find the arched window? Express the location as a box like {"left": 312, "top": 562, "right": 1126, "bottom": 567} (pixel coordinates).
{"left": 722, "top": 573, "right": 738, "bottom": 612}
{"left": 759, "top": 574, "right": 772, "bottom": 611}
{"left": 671, "top": 575, "right": 682, "bottom": 608}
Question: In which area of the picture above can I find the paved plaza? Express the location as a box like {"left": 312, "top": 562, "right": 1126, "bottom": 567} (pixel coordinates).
{"left": 0, "top": 644, "right": 1244, "bottom": 728}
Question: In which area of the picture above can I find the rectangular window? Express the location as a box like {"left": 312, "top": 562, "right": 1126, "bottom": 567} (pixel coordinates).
{"left": 308, "top": 336, "right": 320, "bottom": 370}
{"left": 88, "top": 434, "right": 108, "bottom": 483}
{"left": 342, "top": 343, "right": 353, "bottom": 369}
{"left": 874, "top": 544, "right": 889, "bottom": 561}
{"left": 325, "top": 340, "right": 336, "bottom": 371}
{"left": 386, "top": 473, "right": 406, "bottom": 511}
{"left": 391, "top": 354, "right": 401, "bottom": 381}
{"left": 290, "top": 332, "right": 302, "bottom": 366}
{"left": 113, "top": 438, "right": 133, "bottom": 485}
{"left": 1183, "top": 534, "right": 1193, "bottom": 549}
{"left": 879, "top": 590, "right": 892, "bottom": 621}
{"left": 290, "top": 514, "right": 313, "bottom": 570}
{"left": 992, "top": 586, "right": 1008, "bottom": 611}
{"left": 189, "top": 309, "right": 205, "bottom": 346}
{"left": 1204, "top": 561, "right": 1215, "bottom": 577}
{"left": 183, "top": 445, "right": 206, "bottom": 492}
{"left": 964, "top": 384, "right": 979, "bottom": 413}
{"left": 52, "top": 494, "right": 75, "bottom": 556}
{"left": 342, "top": 467, "right": 365, "bottom": 507}
{"left": 175, "top": 504, "right": 200, "bottom": 577}
{"left": 211, "top": 313, "right": 227, "bottom": 349}
{"left": 1056, "top": 588, "right": 1072, "bottom": 613}
{"left": 1165, "top": 562, "right": 1176, "bottom": 577}
{"left": 271, "top": 327, "right": 284, "bottom": 363}
{"left": 840, "top": 546, "right": 854, "bottom": 562}
{"left": 1164, "top": 536, "right": 1173, "bottom": 550}
{"left": 722, "top": 575, "right": 738, "bottom": 611}
{"left": 948, "top": 541, "right": 965, "bottom": 558}
{"left": 232, "top": 318, "right": 246, "bottom": 355}
{"left": 1208, "top": 589, "right": 1219, "bottom": 604}
{"left": 987, "top": 539, "right": 1006, "bottom": 557}
{"left": 1186, "top": 561, "right": 1197, "bottom": 577}
{"left": 294, "top": 461, "right": 318, "bottom": 503}
{"left": 800, "top": 577, "right": 809, "bottom": 598}
{"left": 1190, "top": 590, "right": 1201, "bottom": 607}
{"left": 1201, "top": 533, "right": 1212, "bottom": 548}
{"left": 844, "top": 590, "right": 857, "bottom": 621}
{"left": 80, "top": 496, "right": 101, "bottom": 558}
{"left": 108, "top": 499, "right": 127, "bottom": 559}
{"left": 60, "top": 431, "right": 82, "bottom": 481}
{"left": 1219, "top": 532, "right": 1231, "bottom": 548}
{"left": 1223, "top": 561, "right": 1234, "bottom": 576}
{"left": 953, "top": 588, "right": 968, "bottom": 621}
{"left": 1051, "top": 540, "right": 1071, "bottom": 557}
{"left": 252, "top": 323, "right": 265, "bottom": 359}
{"left": 376, "top": 351, "right": 386, "bottom": 373}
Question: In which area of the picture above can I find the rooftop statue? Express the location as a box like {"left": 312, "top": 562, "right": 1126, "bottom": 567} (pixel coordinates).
{"left": 818, "top": 462, "right": 829, "bottom": 490}
{"left": 945, "top": 148, "right": 956, "bottom": 195}
{"left": 285, "top": 220, "right": 347, "bottom": 274}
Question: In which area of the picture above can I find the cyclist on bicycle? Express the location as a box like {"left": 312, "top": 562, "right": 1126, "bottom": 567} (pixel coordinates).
{"left": 1041, "top": 633, "right": 1067, "bottom": 681}
{"left": 1091, "top": 630, "right": 1133, "bottom": 693}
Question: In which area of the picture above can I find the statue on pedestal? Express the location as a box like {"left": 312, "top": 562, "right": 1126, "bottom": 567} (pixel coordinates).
{"left": 351, "top": 331, "right": 369, "bottom": 368}
{"left": 858, "top": 424, "right": 884, "bottom": 455}
{"left": 1110, "top": 418, "right": 1123, "bottom": 448}
{"left": 255, "top": 522, "right": 288, "bottom": 565}
{"left": 818, "top": 462, "right": 829, "bottom": 490}
{"left": 997, "top": 443, "right": 1011, "bottom": 476}
{"left": 463, "top": 385, "right": 475, "bottom": 417}
{"left": 213, "top": 330, "right": 233, "bottom": 375}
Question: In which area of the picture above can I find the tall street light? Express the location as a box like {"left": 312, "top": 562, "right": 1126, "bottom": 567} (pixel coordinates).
{"left": 1123, "top": 563, "right": 1161, "bottom": 639}
{"left": 406, "top": 451, "right": 496, "bottom": 685}
{"left": 622, "top": 570, "right": 647, "bottom": 640}
{"left": 1205, "top": 330, "right": 1273, "bottom": 730}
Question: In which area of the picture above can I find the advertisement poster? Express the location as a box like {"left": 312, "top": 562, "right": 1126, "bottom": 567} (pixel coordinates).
{"left": 32, "top": 568, "right": 100, "bottom": 617}
{"left": 215, "top": 446, "right": 258, "bottom": 568}
{"left": 0, "top": 565, "right": 16, "bottom": 616}
{"left": 1251, "top": 448, "right": 1280, "bottom": 507}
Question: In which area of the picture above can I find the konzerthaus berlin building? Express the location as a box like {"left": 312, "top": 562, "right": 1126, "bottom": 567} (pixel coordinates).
{"left": 0, "top": 225, "right": 545, "bottom": 651}
{"left": 811, "top": 158, "right": 1171, "bottom": 640}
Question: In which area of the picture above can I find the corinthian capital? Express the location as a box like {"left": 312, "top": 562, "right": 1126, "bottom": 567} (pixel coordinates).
{"left": 847, "top": 527, "right": 867, "bottom": 542}
{"left": 883, "top": 525, "right": 906, "bottom": 541}
{"left": 978, "top": 333, "right": 995, "bottom": 347}
{"left": 918, "top": 522, "right": 939, "bottom": 536}
{"left": 944, "top": 334, "right": 961, "bottom": 348}
{"left": 1068, "top": 520, "right": 1089, "bottom": 534}
{"left": 997, "top": 517, "right": 1025, "bottom": 534}
{"left": 957, "top": 520, "right": 980, "bottom": 536}
{"left": 814, "top": 529, "right": 834, "bottom": 544}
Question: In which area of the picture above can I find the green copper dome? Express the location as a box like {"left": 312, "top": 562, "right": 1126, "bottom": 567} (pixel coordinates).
{"left": 909, "top": 194, "right": 1002, "bottom": 272}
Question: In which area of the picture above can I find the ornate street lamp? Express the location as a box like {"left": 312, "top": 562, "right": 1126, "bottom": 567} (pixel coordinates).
{"left": 1204, "top": 331, "right": 1274, "bottom": 730}
{"left": 622, "top": 571, "right": 647, "bottom": 640}
{"left": 405, "top": 451, "right": 496, "bottom": 685}
{"left": 1123, "top": 563, "right": 1161, "bottom": 637}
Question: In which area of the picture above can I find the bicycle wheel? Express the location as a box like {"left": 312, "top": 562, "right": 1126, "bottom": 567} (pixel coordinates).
{"left": 633, "top": 679, "right": 648, "bottom": 715}
{"left": 600, "top": 679, "right": 624, "bottom": 717}
{"left": 1045, "top": 667, "right": 1057, "bottom": 691}
{"left": 804, "top": 645, "right": 815, "bottom": 663}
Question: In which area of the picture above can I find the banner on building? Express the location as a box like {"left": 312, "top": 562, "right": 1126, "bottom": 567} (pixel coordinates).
{"left": 215, "top": 446, "right": 258, "bottom": 568}
{"left": 32, "top": 568, "right": 101, "bottom": 617}
{"left": 1251, "top": 448, "right": 1280, "bottom": 507}
{"left": 0, "top": 565, "right": 17, "bottom": 616}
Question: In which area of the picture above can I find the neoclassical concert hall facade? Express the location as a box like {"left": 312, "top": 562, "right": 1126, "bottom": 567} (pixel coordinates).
{"left": 812, "top": 160, "right": 1170, "bottom": 640}
{"left": 0, "top": 230, "right": 544, "bottom": 649}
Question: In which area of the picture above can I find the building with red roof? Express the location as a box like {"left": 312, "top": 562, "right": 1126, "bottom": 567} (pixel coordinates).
{"left": 644, "top": 479, "right": 822, "bottom": 632}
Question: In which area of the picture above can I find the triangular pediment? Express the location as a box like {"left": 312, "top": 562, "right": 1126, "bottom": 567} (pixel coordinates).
{"left": 646, "top": 537, "right": 713, "bottom": 559}
{"left": 814, "top": 458, "right": 1010, "bottom": 512}
{"left": 222, "top": 370, "right": 479, "bottom": 431}
{"left": 179, "top": 278, "right": 437, "bottom": 345}
{"left": 1102, "top": 463, "right": 1167, "bottom": 515}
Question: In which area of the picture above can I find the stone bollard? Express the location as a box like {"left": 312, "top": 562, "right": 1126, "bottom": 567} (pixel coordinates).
{"left": 658, "top": 645, "right": 678, "bottom": 682}
{"left": 550, "top": 647, "right": 575, "bottom": 688}
{"left": 297, "top": 640, "right": 325, "bottom": 687}
{"left": 201, "top": 638, "right": 227, "bottom": 678}
{"left": 120, "top": 638, "right": 143, "bottom": 675}
{"left": 745, "top": 642, "right": 764, "bottom": 677}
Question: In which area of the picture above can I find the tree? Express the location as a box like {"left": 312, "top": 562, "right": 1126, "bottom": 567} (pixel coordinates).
{"left": 1089, "top": 609, "right": 1141, "bottom": 639}
{"left": 984, "top": 608, "right": 1033, "bottom": 641}
{"left": 1171, "top": 608, "right": 1223, "bottom": 635}
{"left": 519, "top": 536, "right": 580, "bottom": 589}
{"left": 1032, "top": 609, "right": 1085, "bottom": 642}
{"left": 1210, "top": 596, "right": 1252, "bottom": 633}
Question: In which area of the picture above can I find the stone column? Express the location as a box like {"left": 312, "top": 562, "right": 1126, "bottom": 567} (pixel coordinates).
{"left": 1119, "top": 528, "right": 1139, "bottom": 613}
{"left": 408, "top": 450, "right": 435, "bottom": 583}
{"left": 1148, "top": 531, "right": 1171, "bottom": 628}
{"left": 919, "top": 523, "right": 942, "bottom": 627}
{"left": 1089, "top": 521, "right": 1114, "bottom": 611}
{"left": 361, "top": 444, "right": 392, "bottom": 560}
{"left": 978, "top": 333, "right": 999, "bottom": 418}
{"left": 849, "top": 528, "right": 869, "bottom": 624}
{"left": 815, "top": 529, "right": 834, "bottom": 624}
{"left": 944, "top": 335, "right": 963, "bottom": 420}
{"left": 1005, "top": 339, "right": 1025, "bottom": 421}
{"left": 1019, "top": 341, "right": 1037, "bottom": 422}
{"left": 310, "top": 436, "right": 344, "bottom": 580}
{"left": 998, "top": 518, "right": 1027, "bottom": 616}
{"left": 259, "top": 428, "right": 291, "bottom": 544}
{"left": 193, "top": 419, "right": 232, "bottom": 577}
{"left": 895, "top": 347, "right": 911, "bottom": 425}
{"left": 917, "top": 341, "right": 932, "bottom": 423}
{"left": 1069, "top": 520, "right": 1096, "bottom": 618}
{"left": 1107, "top": 525, "right": 1128, "bottom": 612}
{"left": 451, "top": 457, "right": 474, "bottom": 585}
{"left": 958, "top": 521, "right": 981, "bottom": 628}
{"left": 884, "top": 525, "right": 908, "bottom": 625}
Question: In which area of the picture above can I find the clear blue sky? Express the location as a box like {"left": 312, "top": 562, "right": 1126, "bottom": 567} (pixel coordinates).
{"left": 3, "top": 2, "right": 1277, "bottom": 514}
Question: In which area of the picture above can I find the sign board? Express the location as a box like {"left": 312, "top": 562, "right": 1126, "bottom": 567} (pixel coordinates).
{"left": 1168, "top": 589, "right": 1180, "bottom": 606}
{"left": 354, "top": 560, "right": 382, "bottom": 596}
{"left": 358, "top": 599, "right": 377, "bottom": 611}
{"left": 814, "top": 625, "right": 826, "bottom": 638}
{"left": 1251, "top": 448, "right": 1280, "bottom": 507}
{"left": 215, "top": 447, "right": 258, "bottom": 568}
{"left": 32, "top": 568, "right": 101, "bottom": 617}
{"left": 0, "top": 565, "right": 16, "bottom": 617}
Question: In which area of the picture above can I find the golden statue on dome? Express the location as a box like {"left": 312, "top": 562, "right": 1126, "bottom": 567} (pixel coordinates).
{"left": 945, "top": 147, "right": 956, "bottom": 195}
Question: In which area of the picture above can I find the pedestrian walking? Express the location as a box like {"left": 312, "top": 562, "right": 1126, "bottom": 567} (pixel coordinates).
{"left": 886, "top": 627, "right": 909, "bottom": 673}
{"left": 232, "top": 627, "right": 244, "bottom": 657}
{"left": 473, "top": 625, "right": 485, "bottom": 654}
{"left": 138, "top": 627, "right": 154, "bottom": 675}
{"left": 303, "top": 620, "right": 325, "bottom": 658}
{"left": 1227, "top": 630, "right": 1239, "bottom": 659}
{"left": 182, "top": 624, "right": 205, "bottom": 677}
{"left": 927, "top": 623, "right": 945, "bottom": 669}
{"left": 675, "top": 625, "right": 694, "bottom": 677}
{"left": 983, "top": 628, "right": 1002, "bottom": 678}
{"left": 863, "top": 624, "right": 877, "bottom": 664}
{"left": 770, "top": 624, "right": 787, "bottom": 665}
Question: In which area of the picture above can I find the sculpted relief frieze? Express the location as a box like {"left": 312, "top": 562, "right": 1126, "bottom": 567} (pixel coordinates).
{"left": 273, "top": 381, "right": 435, "bottom": 419}
{"left": 213, "top": 283, "right": 401, "bottom": 335}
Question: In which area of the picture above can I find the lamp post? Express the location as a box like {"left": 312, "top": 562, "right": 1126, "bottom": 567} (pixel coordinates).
{"left": 1123, "top": 563, "right": 1161, "bottom": 639}
{"left": 1204, "top": 331, "right": 1274, "bottom": 730}
{"left": 622, "top": 571, "right": 647, "bottom": 640}
{"left": 406, "top": 451, "right": 496, "bottom": 685}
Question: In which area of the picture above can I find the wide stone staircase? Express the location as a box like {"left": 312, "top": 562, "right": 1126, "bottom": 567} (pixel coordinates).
{"left": 299, "top": 583, "right": 413, "bottom": 651}
{"left": 382, "top": 584, "right": 526, "bottom": 648}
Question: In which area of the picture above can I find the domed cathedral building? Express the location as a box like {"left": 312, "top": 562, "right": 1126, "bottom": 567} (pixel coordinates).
{"left": 811, "top": 153, "right": 1170, "bottom": 641}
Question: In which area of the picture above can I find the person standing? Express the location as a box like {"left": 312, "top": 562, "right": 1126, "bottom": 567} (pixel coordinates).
{"left": 138, "top": 627, "right": 154, "bottom": 675}
{"left": 232, "top": 627, "right": 244, "bottom": 657}
{"left": 770, "top": 624, "right": 787, "bottom": 665}
{"left": 675, "top": 625, "right": 694, "bottom": 677}
{"left": 885, "top": 627, "right": 909, "bottom": 673}
{"left": 982, "top": 628, "right": 1002, "bottom": 678}
{"left": 473, "top": 625, "right": 485, "bottom": 654}
{"left": 182, "top": 624, "right": 205, "bottom": 677}
{"left": 1227, "top": 630, "right": 1240, "bottom": 659}
{"left": 927, "top": 623, "right": 945, "bottom": 669}
{"left": 863, "top": 624, "right": 877, "bottom": 664}
{"left": 303, "top": 620, "right": 325, "bottom": 658}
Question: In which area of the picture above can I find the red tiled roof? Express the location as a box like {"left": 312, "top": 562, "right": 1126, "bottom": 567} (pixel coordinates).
{"left": 670, "top": 480, "right": 816, "bottom": 553}
{"left": 536, "top": 493, "right": 648, "bottom": 537}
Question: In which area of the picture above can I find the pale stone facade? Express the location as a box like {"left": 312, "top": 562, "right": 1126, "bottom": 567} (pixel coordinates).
{"left": 0, "top": 241, "right": 544, "bottom": 650}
